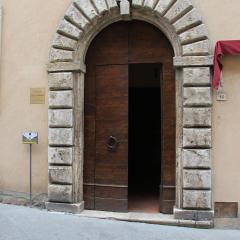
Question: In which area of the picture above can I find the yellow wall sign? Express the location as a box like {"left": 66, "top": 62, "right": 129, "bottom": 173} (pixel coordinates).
{"left": 30, "top": 88, "right": 45, "bottom": 104}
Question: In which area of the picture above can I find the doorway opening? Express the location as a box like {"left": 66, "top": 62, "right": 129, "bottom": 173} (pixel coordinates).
{"left": 83, "top": 21, "right": 176, "bottom": 214}
{"left": 128, "top": 63, "right": 162, "bottom": 213}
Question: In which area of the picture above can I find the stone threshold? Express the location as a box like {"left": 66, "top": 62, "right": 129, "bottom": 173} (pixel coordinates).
{"left": 78, "top": 210, "right": 214, "bottom": 229}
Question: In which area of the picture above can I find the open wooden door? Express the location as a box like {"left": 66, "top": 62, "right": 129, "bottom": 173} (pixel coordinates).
{"left": 83, "top": 22, "right": 129, "bottom": 212}
{"left": 94, "top": 64, "right": 128, "bottom": 212}
{"left": 84, "top": 64, "right": 129, "bottom": 212}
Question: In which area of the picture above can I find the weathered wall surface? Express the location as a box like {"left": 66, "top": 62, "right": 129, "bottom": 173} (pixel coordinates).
{"left": 0, "top": 0, "right": 240, "bottom": 211}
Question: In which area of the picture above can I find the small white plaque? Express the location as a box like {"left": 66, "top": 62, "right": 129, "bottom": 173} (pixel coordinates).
{"left": 22, "top": 132, "right": 38, "bottom": 144}
{"left": 216, "top": 91, "right": 228, "bottom": 101}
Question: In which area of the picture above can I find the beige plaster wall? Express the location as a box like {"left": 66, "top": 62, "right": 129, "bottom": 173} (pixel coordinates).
{"left": 212, "top": 56, "right": 240, "bottom": 209}
{"left": 0, "top": 0, "right": 71, "bottom": 194}
{"left": 0, "top": 0, "right": 240, "bottom": 209}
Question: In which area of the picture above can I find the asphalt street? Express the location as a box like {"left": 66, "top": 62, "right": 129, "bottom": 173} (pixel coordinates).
{"left": 0, "top": 204, "right": 240, "bottom": 240}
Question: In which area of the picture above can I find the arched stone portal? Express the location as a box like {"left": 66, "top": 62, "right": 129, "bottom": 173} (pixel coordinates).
{"left": 47, "top": 0, "right": 213, "bottom": 221}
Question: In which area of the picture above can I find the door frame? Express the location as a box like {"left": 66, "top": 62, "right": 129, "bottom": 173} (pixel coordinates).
{"left": 47, "top": 0, "right": 213, "bottom": 221}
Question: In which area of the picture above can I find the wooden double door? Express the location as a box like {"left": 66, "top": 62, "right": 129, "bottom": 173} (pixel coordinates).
{"left": 84, "top": 21, "right": 176, "bottom": 214}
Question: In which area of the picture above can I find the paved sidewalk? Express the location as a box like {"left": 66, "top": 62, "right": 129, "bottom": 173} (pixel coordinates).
{"left": 0, "top": 204, "right": 240, "bottom": 240}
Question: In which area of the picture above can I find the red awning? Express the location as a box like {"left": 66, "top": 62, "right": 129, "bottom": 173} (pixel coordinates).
{"left": 213, "top": 40, "right": 240, "bottom": 89}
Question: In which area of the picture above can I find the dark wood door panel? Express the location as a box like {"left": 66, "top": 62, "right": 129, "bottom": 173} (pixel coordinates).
{"left": 94, "top": 161, "right": 128, "bottom": 182}
{"left": 160, "top": 186, "right": 176, "bottom": 214}
{"left": 83, "top": 185, "right": 95, "bottom": 209}
{"left": 96, "top": 119, "right": 128, "bottom": 139}
{"left": 90, "top": 23, "right": 129, "bottom": 65}
{"left": 95, "top": 186, "right": 128, "bottom": 213}
{"left": 94, "top": 64, "right": 128, "bottom": 211}
{"left": 96, "top": 139, "right": 128, "bottom": 161}
{"left": 129, "top": 21, "right": 174, "bottom": 64}
{"left": 96, "top": 65, "right": 128, "bottom": 97}
{"left": 95, "top": 185, "right": 127, "bottom": 199}
{"left": 96, "top": 97, "right": 128, "bottom": 120}
{"left": 84, "top": 22, "right": 129, "bottom": 212}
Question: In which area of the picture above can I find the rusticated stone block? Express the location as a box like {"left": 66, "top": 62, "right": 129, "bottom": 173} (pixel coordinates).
{"left": 132, "top": 0, "right": 143, "bottom": 7}
{"left": 47, "top": 62, "right": 85, "bottom": 73}
{"left": 183, "top": 67, "right": 211, "bottom": 86}
{"left": 182, "top": 40, "right": 210, "bottom": 56}
{"left": 93, "top": 0, "right": 108, "bottom": 14}
{"left": 183, "top": 190, "right": 211, "bottom": 209}
{"left": 49, "top": 91, "right": 73, "bottom": 108}
{"left": 179, "top": 24, "right": 208, "bottom": 44}
{"left": 49, "top": 109, "right": 73, "bottom": 127}
{"left": 106, "top": 0, "right": 118, "bottom": 9}
{"left": 48, "top": 184, "right": 72, "bottom": 203}
{"left": 48, "top": 147, "right": 73, "bottom": 165}
{"left": 183, "top": 149, "right": 211, "bottom": 169}
{"left": 120, "top": 0, "right": 130, "bottom": 16}
{"left": 65, "top": 4, "right": 89, "bottom": 29}
{"left": 183, "top": 170, "right": 211, "bottom": 189}
{"left": 49, "top": 166, "right": 72, "bottom": 184}
{"left": 164, "top": 0, "right": 193, "bottom": 23}
{"left": 183, "top": 108, "right": 211, "bottom": 127}
{"left": 174, "top": 8, "right": 202, "bottom": 33}
{"left": 52, "top": 34, "right": 77, "bottom": 51}
{"left": 144, "top": 0, "right": 156, "bottom": 9}
{"left": 74, "top": 0, "right": 97, "bottom": 20}
{"left": 49, "top": 48, "right": 73, "bottom": 62}
{"left": 174, "top": 56, "right": 213, "bottom": 67}
{"left": 49, "top": 128, "right": 73, "bottom": 146}
{"left": 58, "top": 19, "right": 82, "bottom": 40}
{"left": 49, "top": 72, "right": 73, "bottom": 90}
{"left": 183, "top": 87, "right": 212, "bottom": 107}
{"left": 154, "top": 0, "right": 175, "bottom": 15}
{"left": 183, "top": 128, "right": 211, "bottom": 148}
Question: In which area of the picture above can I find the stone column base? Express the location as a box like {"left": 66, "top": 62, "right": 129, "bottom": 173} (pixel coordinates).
{"left": 46, "top": 201, "right": 84, "bottom": 214}
{"left": 174, "top": 207, "right": 214, "bottom": 221}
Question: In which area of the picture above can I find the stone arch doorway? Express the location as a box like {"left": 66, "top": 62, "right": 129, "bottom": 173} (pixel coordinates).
{"left": 83, "top": 20, "right": 175, "bottom": 214}
{"left": 47, "top": 0, "right": 213, "bottom": 221}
